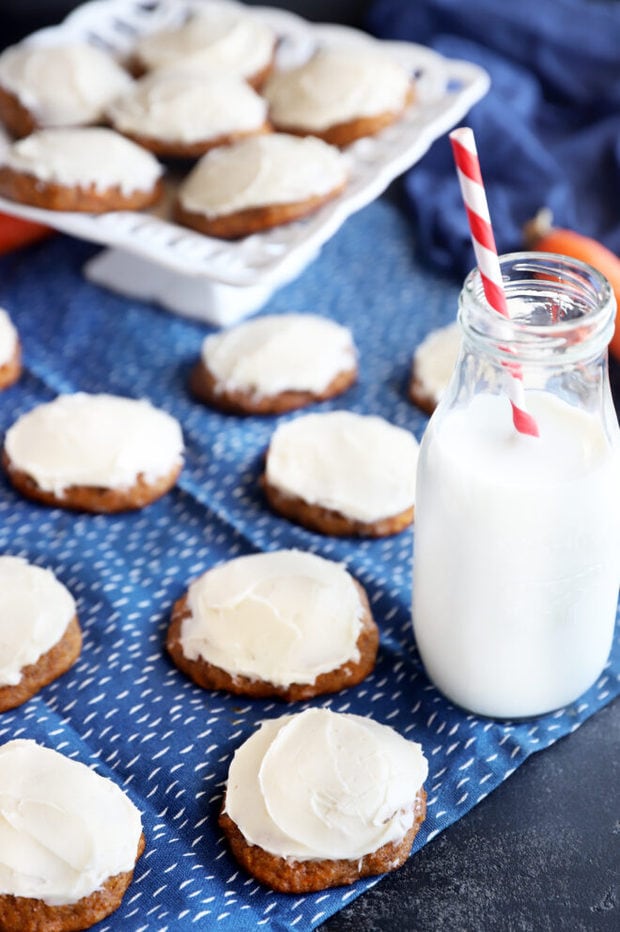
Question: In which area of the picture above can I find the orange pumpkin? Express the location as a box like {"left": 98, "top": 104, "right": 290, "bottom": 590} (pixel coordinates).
{"left": 0, "top": 211, "right": 52, "bottom": 255}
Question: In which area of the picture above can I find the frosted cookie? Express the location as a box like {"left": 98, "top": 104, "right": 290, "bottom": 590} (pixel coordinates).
{"left": 191, "top": 313, "right": 357, "bottom": 414}
{"left": 0, "top": 557, "right": 81, "bottom": 713}
{"left": 0, "top": 308, "right": 21, "bottom": 390}
{"left": 107, "top": 69, "right": 270, "bottom": 159}
{"left": 263, "top": 45, "right": 415, "bottom": 147}
{"left": 0, "top": 739, "right": 144, "bottom": 930}
{"left": 167, "top": 549, "right": 378, "bottom": 700}
{"left": 219, "top": 708, "right": 428, "bottom": 892}
{"left": 0, "top": 127, "right": 164, "bottom": 213}
{"left": 175, "top": 133, "right": 347, "bottom": 239}
{"left": 262, "top": 410, "right": 419, "bottom": 537}
{"left": 0, "top": 42, "right": 133, "bottom": 138}
{"left": 3, "top": 392, "right": 184, "bottom": 513}
{"left": 409, "top": 321, "right": 461, "bottom": 414}
{"left": 132, "top": 5, "right": 276, "bottom": 87}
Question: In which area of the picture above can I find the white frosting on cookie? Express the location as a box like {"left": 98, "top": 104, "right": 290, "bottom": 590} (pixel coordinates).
{"left": 225, "top": 708, "right": 428, "bottom": 860}
{"left": 412, "top": 321, "right": 461, "bottom": 405}
{"left": 0, "top": 557, "right": 76, "bottom": 687}
{"left": 108, "top": 69, "right": 268, "bottom": 144}
{"left": 202, "top": 313, "right": 356, "bottom": 397}
{"left": 134, "top": 6, "right": 274, "bottom": 79}
{"left": 0, "top": 739, "right": 142, "bottom": 905}
{"left": 178, "top": 133, "right": 347, "bottom": 217}
{"left": 0, "top": 308, "right": 18, "bottom": 367}
{"left": 0, "top": 42, "right": 133, "bottom": 128}
{"left": 265, "top": 410, "right": 419, "bottom": 524}
{"left": 4, "top": 392, "right": 184, "bottom": 495}
{"left": 181, "top": 549, "right": 364, "bottom": 687}
{"left": 264, "top": 46, "right": 412, "bottom": 133}
{"left": 1, "top": 127, "right": 163, "bottom": 194}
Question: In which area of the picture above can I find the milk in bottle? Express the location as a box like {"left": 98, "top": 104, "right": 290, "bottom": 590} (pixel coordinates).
{"left": 412, "top": 253, "right": 620, "bottom": 718}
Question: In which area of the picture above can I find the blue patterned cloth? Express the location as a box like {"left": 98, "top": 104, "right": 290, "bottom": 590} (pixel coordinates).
{"left": 0, "top": 196, "right": 618, "bottom": 931}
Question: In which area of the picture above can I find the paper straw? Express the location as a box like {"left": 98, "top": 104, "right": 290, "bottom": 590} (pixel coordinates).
{"left": 449, "top": 126, "right": 539, "bottom": 438}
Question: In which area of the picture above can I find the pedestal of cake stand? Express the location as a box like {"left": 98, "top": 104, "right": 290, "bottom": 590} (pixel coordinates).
{"left": 83, "top": 247, "right": 318, "bottom": 327}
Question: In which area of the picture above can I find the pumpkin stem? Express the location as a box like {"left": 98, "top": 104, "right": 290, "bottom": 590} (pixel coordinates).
{"left": 523, "top": 207, "right": 554, "bottom": 248}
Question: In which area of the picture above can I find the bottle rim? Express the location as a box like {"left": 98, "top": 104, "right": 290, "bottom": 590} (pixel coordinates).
{"left": 459, "top": 251, "right": 615, "bottom": 362}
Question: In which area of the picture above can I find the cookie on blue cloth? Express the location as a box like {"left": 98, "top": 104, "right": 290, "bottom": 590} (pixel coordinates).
{"left": 167, "top": 549, "right": 379, "bottom": 700}
{"left": 0, "top": 739, "right": 145, "bottom": 931}
{"left": 3, "top": 393, "right": 184, "bottom": 513}
{"left": 190, "top": 313, "right": 357, "bottom": 415}
{"left": 0, "top": 556, "right": 81, "bottom": 713}
{"left": 262, "top": 410, "right": 419, "bottom": 536}
{"left": 0, "top": 308, "right": 20, "bottom": 391}
{"left": 408, "top": 320, "right": 461, "bottom": 415}
{"left": 219, "top": 708, "right": 428, "bottom": 892}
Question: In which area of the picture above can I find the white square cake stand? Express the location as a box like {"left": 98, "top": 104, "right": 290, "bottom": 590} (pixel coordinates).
{"left": 0, "top": 0, "right": 490, "bottom": 326}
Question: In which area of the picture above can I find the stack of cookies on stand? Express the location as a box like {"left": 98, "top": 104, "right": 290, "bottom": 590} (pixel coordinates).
{"left": 0, "top": 1, "right": 416, "bottom": 235}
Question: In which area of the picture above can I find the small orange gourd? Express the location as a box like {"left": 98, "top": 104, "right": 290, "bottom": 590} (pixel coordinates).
{"left": 0, "top": 211, "right": 52, "bottom": 255}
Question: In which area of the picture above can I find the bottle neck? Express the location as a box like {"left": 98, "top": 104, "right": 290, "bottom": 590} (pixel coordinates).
{"left": 458, "top": 252, "right": 616, "bottom": 368}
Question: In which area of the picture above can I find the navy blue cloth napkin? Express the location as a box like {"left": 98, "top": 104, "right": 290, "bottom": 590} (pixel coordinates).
{"left": 367, "top": 0, "right": 620, "bottom": 277}
{"left": 1, "top": 198, "right": 619, "bottom": 930}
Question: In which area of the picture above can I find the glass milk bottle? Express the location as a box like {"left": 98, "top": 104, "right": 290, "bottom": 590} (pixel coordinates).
{"left": 412, "top": 252, "right": 620, "bottom": 719}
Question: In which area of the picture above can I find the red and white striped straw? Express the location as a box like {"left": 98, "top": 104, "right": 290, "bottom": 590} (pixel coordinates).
{"left": 449, "top": 126, "right": 539, "bottom": 438}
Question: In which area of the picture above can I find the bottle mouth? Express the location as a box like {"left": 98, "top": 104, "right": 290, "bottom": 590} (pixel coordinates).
{"left": 460, "top": 251, "right": 616, "bottom": 362}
